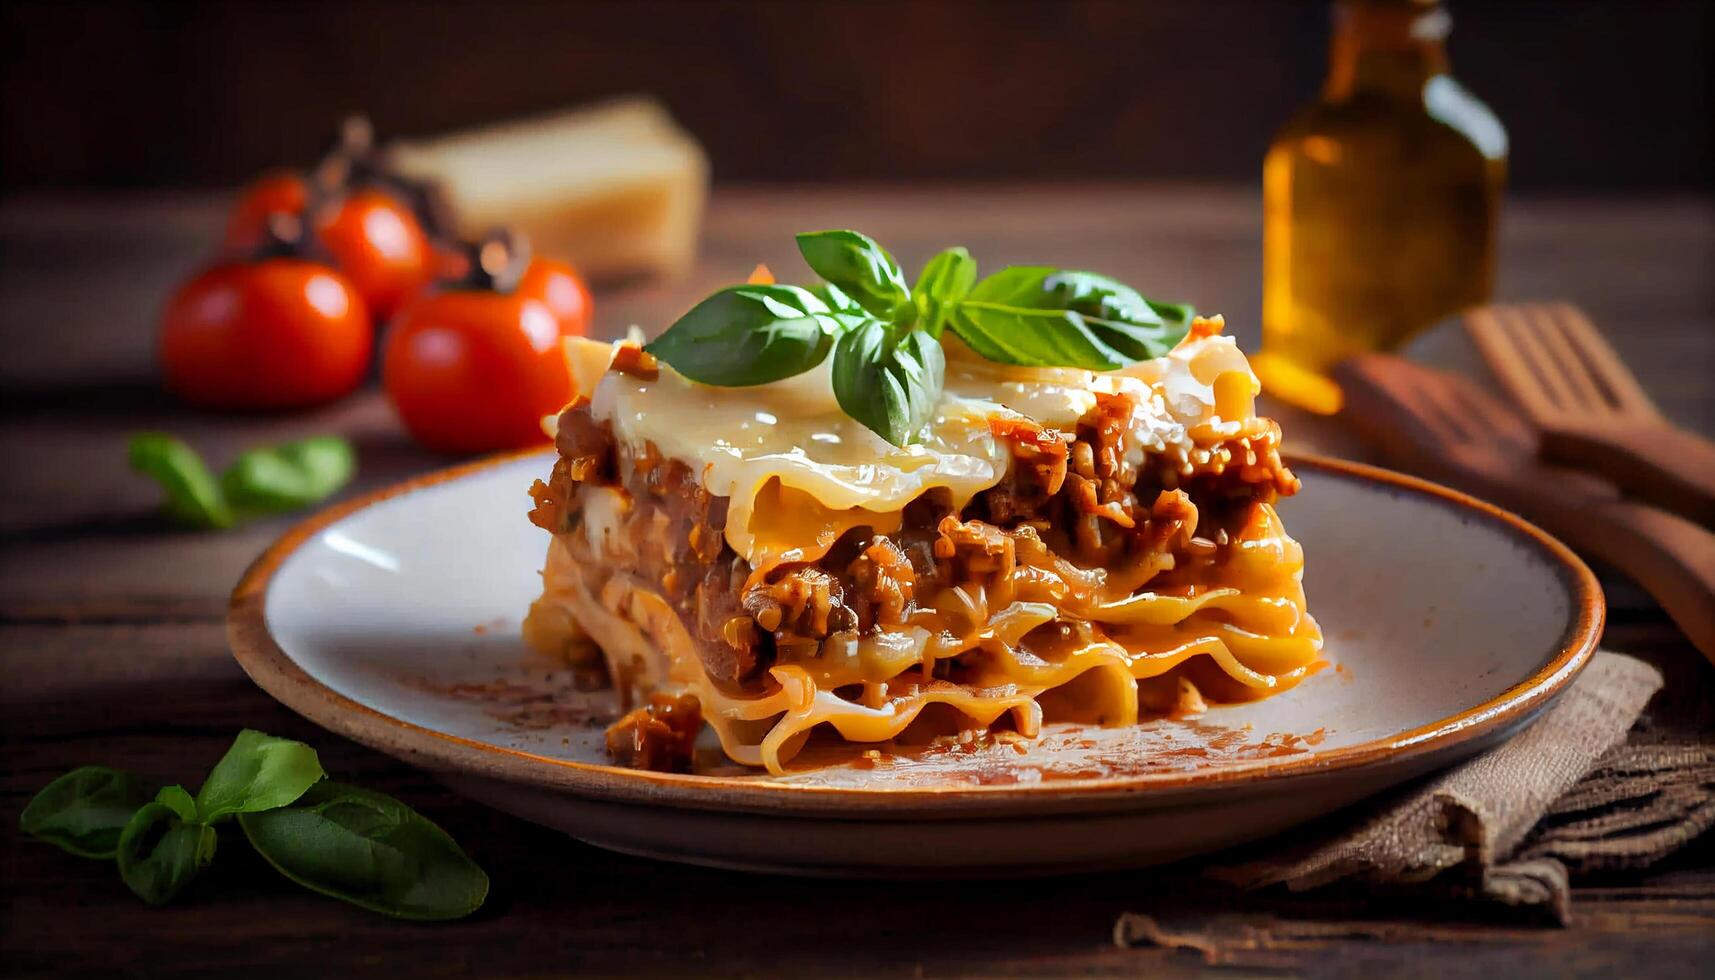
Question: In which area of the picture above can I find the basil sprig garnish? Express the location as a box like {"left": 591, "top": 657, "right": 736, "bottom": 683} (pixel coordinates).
{"left": 831, "top": 320, "right": 946, "bottom": 448}
{"left": 639, "top": 283, "right": 855, "bottom": 387}
{"left": 795, "top": 229, "right": 914, "bottom": 322}
{"left": 18, "top": 730, "right": 488, "bottom": 920}
{"left": 956, "top": 267, "right": 1190, "bottom": 369}
{"left": 912, "top": 247, "right": 977, "bottom": 338}
{"left": 644, "top": 229, "right": 1194, "bottom": 446}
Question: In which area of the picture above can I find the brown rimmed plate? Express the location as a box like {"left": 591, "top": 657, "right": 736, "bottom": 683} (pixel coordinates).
{"left": 229, "top": 451, "right": 1601, "bottom": 876}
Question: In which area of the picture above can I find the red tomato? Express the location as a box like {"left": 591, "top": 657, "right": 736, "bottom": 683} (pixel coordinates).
{"left": 382, "top": 288, "right": 571, "bottom": 453}
{"left": 160, "top": 259, "right": 371, "bottom": 410}
{"left": 223, "top": 171, "right": 309, "bottom": 251}
{"left": 516, "top": 257, "right": 592, "bottom": 337}
{"left": 225, "top": 176, "right": 433, "bottom": 322}
{"left": 316, "top": 188, "right": 435, "bottom": 322}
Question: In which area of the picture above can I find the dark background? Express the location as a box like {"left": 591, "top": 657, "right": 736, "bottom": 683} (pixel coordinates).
{"left": 2, "top": 0, "right": 1710, "bottom": 192}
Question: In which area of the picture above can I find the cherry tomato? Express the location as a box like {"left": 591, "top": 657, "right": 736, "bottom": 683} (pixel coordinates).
{"left": 225, "top": 176, "right": 433, "bottom": 322}
{"left": 160, "top": 259, "right": 371, "bottom": 410}
{"left": 516, "top": 257, "right": 592, "bottom": 337}
{"left": 383, "top": 288, "right": 571, "bottom": 453}
{"left": 223, "top": 171, "right": 308, "bottom": 252}
{"left": 315, "top": 188, "right": 435, "bottom": 322}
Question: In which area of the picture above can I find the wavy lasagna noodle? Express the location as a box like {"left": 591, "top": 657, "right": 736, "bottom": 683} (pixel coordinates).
{"left": 525, "top": 319, "right": 1321, "bottom": 774}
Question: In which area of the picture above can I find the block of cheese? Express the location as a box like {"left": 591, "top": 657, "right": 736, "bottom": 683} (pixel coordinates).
{"left": 389, "top": 96, "right": 708, "bottom": 283}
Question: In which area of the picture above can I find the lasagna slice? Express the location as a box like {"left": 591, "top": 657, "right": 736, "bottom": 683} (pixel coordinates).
{"left": 525, "top": 319, "right": 1321, "bottom": 774}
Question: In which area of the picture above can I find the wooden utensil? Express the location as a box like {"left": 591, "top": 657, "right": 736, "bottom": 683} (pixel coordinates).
{"left": 1465, "top": 301, "right": 1715, "bottom": 527}
{"left": 1335, "top": 354, "right": 1715, "bottom": 665}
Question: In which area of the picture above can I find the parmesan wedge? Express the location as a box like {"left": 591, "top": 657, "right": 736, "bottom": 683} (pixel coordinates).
{"left": 389, "top": 97, "right": 708, "bottom": 283}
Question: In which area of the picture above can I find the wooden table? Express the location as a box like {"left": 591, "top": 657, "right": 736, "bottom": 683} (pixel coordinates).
{"left": 3, "top": 186, "right": 1712, "bottom": 977}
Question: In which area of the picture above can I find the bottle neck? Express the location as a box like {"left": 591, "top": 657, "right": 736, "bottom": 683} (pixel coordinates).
{"left": 1324, "top": 0, "right": 1452, "bottom": 99}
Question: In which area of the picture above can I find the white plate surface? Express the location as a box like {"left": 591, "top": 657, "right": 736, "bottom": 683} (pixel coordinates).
{"left": 233, "top": 451, "right": 1599, "bottom": 875}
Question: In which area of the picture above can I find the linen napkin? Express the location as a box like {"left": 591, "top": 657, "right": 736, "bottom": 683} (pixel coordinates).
{"left": 1116, "top": 649, "right": 1711, "bottom": 944}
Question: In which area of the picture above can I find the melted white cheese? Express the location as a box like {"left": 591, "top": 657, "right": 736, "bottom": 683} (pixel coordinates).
{"left": 584, "top": 327, "right": 1259, "bottom": 564}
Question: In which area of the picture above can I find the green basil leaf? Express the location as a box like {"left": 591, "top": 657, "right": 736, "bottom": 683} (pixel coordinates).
{"left": 831, "top": 319, "right": 945, "bottom": 447}
{"left": 126, "top": 432, "right": 235, "bottom": 529}
{"left": 238, "top": 781, "right": 488, "bottom": 920}
{"left": 950, "top": 302, "right": 1129, "bottom": 370}
{"left": 221, "top": 436, "right": 355, "bottom": 514}
{"left": 807, "top": 280, "right": 863, "bottom": 314}
{"left": 911, "top": 247, "right": 977, "bottom": 338}
{"left": 19, "top": 766, "right": 152, "bottom": 859}
{"left": 952, "top": 266, "right": 1193, "bottom": 369}
{"left": 117, "top": 801, "right": 217, "bottom": 906}
{"left": 645, "top": 284, "right": 843, "bottom": 386}
{"left": 1146, "top": 298, "right": 1197, "bottom": 331}
{"left": 1032, "top": 269, "right": 1192, "bottom": 360}
{"left": 154, "top": 784, "right": 198, "bottom": 822}
{"left": 795, "top": 230, "right": 913, "bottom": 323}
{"left": 193, "top": 729, "right": 324, "bottom": 823}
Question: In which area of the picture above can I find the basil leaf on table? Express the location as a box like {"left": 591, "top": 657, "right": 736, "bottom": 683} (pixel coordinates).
{"left": 23, "top": 729, "right": 489, "bottom": 918}
{"left": 239, "top": 781, "right": 489, "bottom": 920}
{"left": 645, "top": 284, "right": 845, "bottom": 386}
{"left": 795, "top": 230, "right": 914, "bottom": 323}
{"left": 116, "top": 797, "right": 217, "bottom": 906}
{"left": 126, "top": 432, "right": 235, "bottom": 529}
{"left": 154, "top": 784, "right": 198, "bottom": 821}
{"left": 194, "top": 729, "right": 325, "bottom": 823}
{"left": 19, "top": 766, "right": 153, "bottom": 859}
{"left": 911, "top": 247, "right": 977, "bottom": 338}
{"left": 221, "top": 436, "right": 355, "bottom": 514}
{"left": 831, "top": 318, "right": 946, "bottom": 447}
{"left": 951, "top": 266, "right": 1193, "bottom": 369}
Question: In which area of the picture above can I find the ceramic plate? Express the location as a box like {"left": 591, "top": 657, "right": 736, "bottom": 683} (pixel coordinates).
{"left": 229, "top": 451, "right": 1601, "bottom": 876}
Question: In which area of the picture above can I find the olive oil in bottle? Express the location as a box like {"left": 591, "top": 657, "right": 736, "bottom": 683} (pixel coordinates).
{"left": 1257, "top": 0, "right": 1506, "bottom": 414}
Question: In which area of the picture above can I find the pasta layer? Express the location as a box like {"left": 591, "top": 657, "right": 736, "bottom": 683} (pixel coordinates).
{"left": 526, "top": 322, "right": 1322, "bottom": 774}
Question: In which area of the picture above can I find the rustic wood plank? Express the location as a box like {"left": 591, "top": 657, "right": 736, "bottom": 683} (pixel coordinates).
{"left": 0, "top": 541, "right": 1709, "bottom": 976}
{"left": 6, "top": 188, "right": 1710, "bottom": 409}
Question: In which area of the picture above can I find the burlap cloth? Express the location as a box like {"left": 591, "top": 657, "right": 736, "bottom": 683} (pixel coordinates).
{"left": 1116, "top": 650, "right": 1714, "bottom": 940}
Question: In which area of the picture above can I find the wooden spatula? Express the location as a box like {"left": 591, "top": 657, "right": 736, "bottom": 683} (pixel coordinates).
{"left": 1335, "top": 354, "right": 1715, "bottom": 665}
{"left": 1465, "top": 302, "right": 1715, "bottom": 527}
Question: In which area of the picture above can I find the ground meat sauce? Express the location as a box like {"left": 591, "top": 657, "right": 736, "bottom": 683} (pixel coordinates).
{"left": 604, "top": 692, "right": 702, "bottom": 772}
{"left": 529, "top": 391, "right": 1297, "bottom": 770}
{"left": 532, "top": 412, "right": 764, "bottom": 685}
